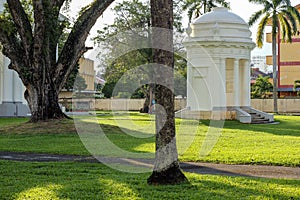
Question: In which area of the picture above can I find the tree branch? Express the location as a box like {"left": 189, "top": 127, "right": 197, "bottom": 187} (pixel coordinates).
{"left": 55, "top": 0, "right": 114, "bottom": 91}
{"left": 0, "top": 22, "right": 21, "bottom": 70}
{"left": 7, "top": 0, "right": 33, "bottom": 63}
{"left": 0, "top": 22, "right": 31, "bottom": 85}
{"left": 51, "top": 0, "right": 65, "bottom": 9}
{"left": 32, "top": 0, "right": 45, "bottom": 69}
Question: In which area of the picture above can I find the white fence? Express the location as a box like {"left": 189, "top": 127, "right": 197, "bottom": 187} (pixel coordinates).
{"left": 63, "top": 98, "right": 300, "bottom": 113}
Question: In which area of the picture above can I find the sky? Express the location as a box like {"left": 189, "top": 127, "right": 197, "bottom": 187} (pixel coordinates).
{"left": 66, "top": 0, "right": 300, "bottom": 64}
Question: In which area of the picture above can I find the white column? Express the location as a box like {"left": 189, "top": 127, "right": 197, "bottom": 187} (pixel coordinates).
{"left": 2, "top": 57, "right": 13, "bottom": 102}
{"left": 243, "top": 60, "right": 251, "bottom": 106}
{"left": 13, "top": 71, "right": 24, "bottom": 103}
{"left": 186, "top": 50, "right": 193, "bottom": 109}
{"left": 219, "top": 57, "right": 226, "bottom": 108}
{"left": 233, "top": 58, "right": 240, "bottom": 107}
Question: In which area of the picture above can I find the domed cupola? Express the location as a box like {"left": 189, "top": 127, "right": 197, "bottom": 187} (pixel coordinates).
{"left": 186, "top": 7, "right": 254, "bottom": 44}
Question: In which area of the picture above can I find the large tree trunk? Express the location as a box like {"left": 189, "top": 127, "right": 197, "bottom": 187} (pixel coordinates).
{"left": 24, "top": 84, "right": 66, "bottom": 122}
{"left": 147, "top": 0, "right": 187, "bottom": 185}
{"left": 272, "top": 32, "right": 278, "bottom": 114}
{"left": 0, "top": 0, "right": 114, "bottom": 122}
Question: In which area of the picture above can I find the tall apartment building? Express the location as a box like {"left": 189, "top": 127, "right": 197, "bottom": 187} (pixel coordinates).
{"left": 251, "top": 55, "right": 269, "bottom": 72}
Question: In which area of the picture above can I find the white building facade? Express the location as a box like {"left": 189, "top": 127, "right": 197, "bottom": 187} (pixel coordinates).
{"left": 0, "top": 52, "right": 29, "bottom": 117}
{"left": 185, "top": 7, "right": 255, "bottom": 110}
{"left": 176, "top": 7, "right": 273, "bottom": 123}
{"left": 0, "top": 1, "right": 29, "bottom": 117}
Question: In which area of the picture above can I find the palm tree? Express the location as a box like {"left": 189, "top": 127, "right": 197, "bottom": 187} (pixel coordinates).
{"left": 248, "top": 0, "right": 300, "bottom": 114}
{"left": 183, "top": 0, "right": 230, "bottom": 22}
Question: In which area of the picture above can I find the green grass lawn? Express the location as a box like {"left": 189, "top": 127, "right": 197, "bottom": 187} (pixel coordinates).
{"left": 0, "top": 114, "right": 299, "bottom": 199}
{"left": 0, "top": 113, "right": 299, "bottom": 166}
{"left": 0, "top": 160, "right": 299, "bottom": 200}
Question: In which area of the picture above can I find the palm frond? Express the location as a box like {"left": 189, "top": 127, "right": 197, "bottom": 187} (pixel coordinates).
{"left": 248, "top": 0, "right": 268, "bottom": 5}
{"left": 271, "top": 12, "right": 279, "bottom": 34}
{"left": 193, "top": 4, "right": 202, "bottom": 18}
{"left": 248, "top": 9, "right": 264, "bottom": 26}
{"left": 281, "top": 9, "right": 297, "bottom": 34}
{"left": 282, "top": 15, "right": 292, "bottom": 42}
{"left": 187, "top": 8, "right": 194, "bottom": 22}
{"left": 214, "top": 0, "right": 230, "bottom": 9}
{"left": 278, "top": 13, "right": 287, "bottom": 42}
{"left": 182, "top": 0, "right": 195, "bottom": 10}
{"left": 257, "top": 13, "right": 270, "bottom": 48}
{"left": 288, "top": 6, "right": 300, "bottom": 27}
{"left": 273, "top": 0, "right": 281, "bottom": 7}
{"left": 263, "top": 1, "right": 273, "bottom": 13}
{"left": 282, "top": 0, "right": 291, "bottom": 7}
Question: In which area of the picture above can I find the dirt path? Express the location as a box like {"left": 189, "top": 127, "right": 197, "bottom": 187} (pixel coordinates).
{"left": 0, "top": 151, "right": 299, "bottom": 180}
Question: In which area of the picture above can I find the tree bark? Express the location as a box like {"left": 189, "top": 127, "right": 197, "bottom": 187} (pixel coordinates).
{"left": 147, "top": 0, "right": 187, "bottom": 185}
{"left": 272, "top": 31, "right": 278, "bottom": 114}
{"left": 25, "top": 83, "right": 67, "bottom": 122}
{"left": 0, "top": 0, "right": 114, "bottom": 122}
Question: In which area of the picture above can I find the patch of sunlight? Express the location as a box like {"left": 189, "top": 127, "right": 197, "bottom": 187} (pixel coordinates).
{"left": 15, "top": 184, "right": 63, "bottom": 200}
{"left": 80, "top": 118, "right": 99, "bottom": 123}
{"left": 99, "top": 178, "right": 138, "bottom": 199}
{"left": 133, "top": 143, "right": 155, "bottom": 153}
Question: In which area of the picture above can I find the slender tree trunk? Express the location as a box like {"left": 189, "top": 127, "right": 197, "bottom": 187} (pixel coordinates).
{"left": 272, "top": 33, "right": 278, "bottom": 114}
{"left": 147, "top": 0, "right": 187, "bottom": 185}
{"left": 148, "top": 84, "right": 154, "bottom": 113}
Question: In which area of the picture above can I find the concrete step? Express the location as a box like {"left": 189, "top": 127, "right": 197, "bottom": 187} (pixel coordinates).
{"left": 244, "top": 110, "right": 272, "bottom": 124}
{"left": 251, "top": 120, "right": 270, "bottom": 124}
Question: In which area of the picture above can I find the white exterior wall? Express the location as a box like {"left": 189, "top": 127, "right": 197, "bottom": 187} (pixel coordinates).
{"left": 0, "top": 53, "right": 29, "bottom": 116}
{"left": 186, "top": 45, "right": 226, "bottom": 111}
{"left": 0, "top": 53, "right": 27, "bottom": 105}
{"left": 0, "top": 1, "right": 29, "bottom": 116}
{"left": 184, "top": 7, "right": 255, "bottom": 111}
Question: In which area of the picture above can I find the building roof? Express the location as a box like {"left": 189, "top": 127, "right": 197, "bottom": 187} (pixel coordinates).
{"left": 193, "top": 7, "right": 247, "bottom": 25}
{"left": 186, "top": 7, "right": 254, "bottom": 45}
{"left": 278, "top": 87, "right": 299, "bottom": 92}
{"left": 95, "top": 75, "right": 105, "bottom": 85}
{"left": 251, "top": 68, "right": 271, "bottom": 78}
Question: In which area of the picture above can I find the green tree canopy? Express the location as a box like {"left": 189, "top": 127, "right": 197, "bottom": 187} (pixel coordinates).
{"left": 94, "top": 0, "right": 186, "bottom": 103}
{"left": 74, "top": 75, "right": 87, "bottom": 93}
{"left": 294, "top": 80, "right": 300, "bottom": 96}
{"left": 251, "top": 75, "right": 273, "bottom": 98}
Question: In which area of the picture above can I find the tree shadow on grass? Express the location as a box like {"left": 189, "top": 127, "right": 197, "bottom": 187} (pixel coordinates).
{"left": 74, "top": 117, "right": 155, "bottom": 159}
{"left": 1, "top": 161, "right": 299, "bottom": 200}
{"left": 0, "top": 118, "right": 77, "bottom": 135}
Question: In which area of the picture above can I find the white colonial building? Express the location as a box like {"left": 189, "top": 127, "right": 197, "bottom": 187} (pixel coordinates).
{"left": 176, "top": 7, "right": 273, "bottom": 123}
{"left": 0, "top": 52, "right": 29, "bottom": 117}
{"left": 0, "top": 0, "right": 29, "bottom": 117}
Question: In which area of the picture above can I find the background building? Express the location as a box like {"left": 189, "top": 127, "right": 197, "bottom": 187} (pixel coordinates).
{"left": 59, "top": 57, "right": 96, "bottom": 99}
{"left": 251, "top": 55, "right": 271, "bottom": 73}
{"left": 266, "top": 4, "right": 300, "bottom": 97}
{"left": 78, "top": 57, "right": 95, "bottom": 92}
